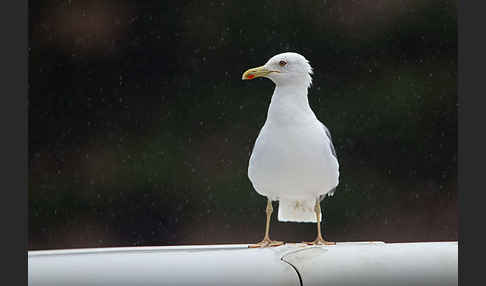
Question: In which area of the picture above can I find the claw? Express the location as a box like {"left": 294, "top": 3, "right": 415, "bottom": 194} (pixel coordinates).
{"left": 249, "top": 238, "right": 285, "bottom": 248}
{"left": 303, "top": 199, "right": 336, "bottom": 246}
{"left": 303, "top": 237, "right": 336, "bottom": 246}
{"left": 249, "top": 199, "right": 284, "bottom": 248}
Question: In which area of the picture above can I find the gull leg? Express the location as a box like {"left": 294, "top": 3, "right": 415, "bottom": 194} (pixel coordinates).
{"left": 249, "top": 198, "right": 284, "bottom": 248}
{"left": 304, "top": 199, "right": 336, "bottom": 246}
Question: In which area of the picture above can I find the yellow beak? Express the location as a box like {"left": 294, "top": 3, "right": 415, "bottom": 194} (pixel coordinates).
{"left": 242, "top": 66, "right": 274, "bottom": 80}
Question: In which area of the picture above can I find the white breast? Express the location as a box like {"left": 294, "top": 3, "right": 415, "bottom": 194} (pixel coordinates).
{"left": 248, "top": 119, "right": 339, "bottom": 201}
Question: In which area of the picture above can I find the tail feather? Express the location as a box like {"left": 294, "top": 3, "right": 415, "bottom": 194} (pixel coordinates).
{"left": 278, "top": 198, "right": 321, "bottom": 223}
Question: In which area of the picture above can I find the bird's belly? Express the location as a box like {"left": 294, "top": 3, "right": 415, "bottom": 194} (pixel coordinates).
{"left": 248, "top": 126, "right": 339, "bottom": 199}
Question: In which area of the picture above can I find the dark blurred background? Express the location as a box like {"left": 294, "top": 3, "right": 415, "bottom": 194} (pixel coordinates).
{"left": 29, "top": 0, "right": 457, "bottom": 250}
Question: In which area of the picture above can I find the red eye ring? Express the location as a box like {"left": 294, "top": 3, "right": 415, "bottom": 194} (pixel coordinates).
{"left": 279, "top": 60, "right": 287, "bottom": 67}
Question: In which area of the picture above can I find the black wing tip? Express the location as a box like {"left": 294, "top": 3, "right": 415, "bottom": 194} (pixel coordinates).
{"left": 319, "top": 188, "right": 337, "bottom": 201}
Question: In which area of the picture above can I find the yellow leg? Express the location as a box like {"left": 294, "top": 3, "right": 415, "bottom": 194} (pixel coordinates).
{"left": 304, "top": 199, "right": 335, "bottom": 246}
{"left": 249, "top": 199, "right": 284, "bottom": 248}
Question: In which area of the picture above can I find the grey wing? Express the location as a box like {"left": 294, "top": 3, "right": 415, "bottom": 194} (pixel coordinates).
{"left": 320, "top": 123, "right": 338, "bottom": 200}
{"left": 322, "top": 123, "right": 337, "bottom": 160}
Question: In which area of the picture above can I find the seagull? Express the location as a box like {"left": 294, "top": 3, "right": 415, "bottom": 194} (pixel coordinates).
{"left": 242, "top": 52, "right": 339, "bottom": 247}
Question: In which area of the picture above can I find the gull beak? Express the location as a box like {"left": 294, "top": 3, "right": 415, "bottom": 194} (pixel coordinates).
{"left": 242, "top": 66, "right": 274, "bottom": 80}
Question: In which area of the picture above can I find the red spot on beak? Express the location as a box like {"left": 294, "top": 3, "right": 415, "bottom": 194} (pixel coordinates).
{"left": 247, "top": 74, "right": 255, "bottom": 79}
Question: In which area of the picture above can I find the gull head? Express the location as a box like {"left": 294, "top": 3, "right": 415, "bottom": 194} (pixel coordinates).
{"left": 242, "top": 52, "right": 313, "bottom": 88}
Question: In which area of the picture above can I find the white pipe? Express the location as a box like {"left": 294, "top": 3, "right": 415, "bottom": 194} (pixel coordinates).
{"left": 28, "top": 241, "right": 457, "bottom": 286}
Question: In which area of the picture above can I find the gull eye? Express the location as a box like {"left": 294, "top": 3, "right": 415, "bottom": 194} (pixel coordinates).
{"left": 279, "top": 60, "right": 287, "bottom": 67}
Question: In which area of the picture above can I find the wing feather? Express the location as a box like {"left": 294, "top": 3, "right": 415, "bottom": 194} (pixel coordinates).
{"left": 320, "top": 123, "right": 338, "bottom": 200}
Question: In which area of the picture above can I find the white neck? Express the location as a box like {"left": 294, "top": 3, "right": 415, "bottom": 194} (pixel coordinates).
{"left": 266, "top": 83, "right": 316, "bottom": 124}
